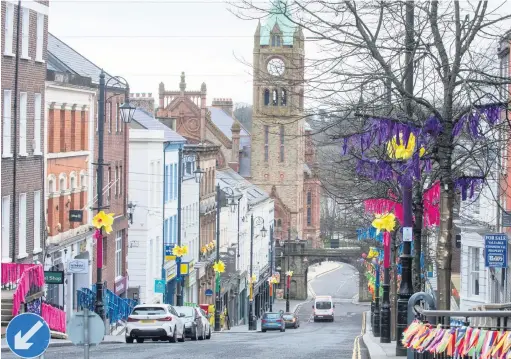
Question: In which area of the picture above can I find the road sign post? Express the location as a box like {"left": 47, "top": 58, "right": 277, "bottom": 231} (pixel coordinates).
{"left": 67, "top": 308, "right": 105, "bottom": 358}
{"left": 6, "top": 313, "right": 51, "bottom": 358}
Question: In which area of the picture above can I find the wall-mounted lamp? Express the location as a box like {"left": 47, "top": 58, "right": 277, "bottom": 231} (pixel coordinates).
{"left": 127, "top": 201, "right": 137, "bottom": 224}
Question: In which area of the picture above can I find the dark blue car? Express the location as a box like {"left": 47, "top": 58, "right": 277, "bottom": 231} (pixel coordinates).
{"left": 261, "top": 312, "right": 285, "bottom": 332}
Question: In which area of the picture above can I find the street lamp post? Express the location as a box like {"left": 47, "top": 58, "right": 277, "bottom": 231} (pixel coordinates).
{"left": 95, "top": 71, "right": 136, "bottom": 319}
{"left": 269, "top": 225, "right": 274, "bottom": 312}
{"left": 286, "top": 228, "right": 291, "bottom": 312}
{"left": 214, "top": 184, "right": 239, "bottom": 332}
{"left": 249, "top": 215, "right": 267, "bottom": 331}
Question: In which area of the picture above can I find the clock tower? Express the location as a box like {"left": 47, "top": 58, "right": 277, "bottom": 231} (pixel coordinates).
{"left": 251, "top": 2, "right": 306, "bottom": 242}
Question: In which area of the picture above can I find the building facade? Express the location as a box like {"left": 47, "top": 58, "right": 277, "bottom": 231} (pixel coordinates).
{"left": 181, "top": 154, "right": 200, "bottom": 304}
{"left": 1, "top": 0, "right": 49, "bottom": 264}
{"left": 43, "top": 73, "right": 96, "bottom": 316}
{"left": 47, "top": 34, "right": 130, "bottom": 298}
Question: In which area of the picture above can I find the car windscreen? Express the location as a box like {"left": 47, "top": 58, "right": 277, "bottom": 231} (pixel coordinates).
{"left": 315, "top": 301, "right": 332, "bottom": 310}
{"left": 132, "top": 307, "right": 166, "bottom": 315}
{"left": 176, "top": 307, "right": 195, "bottom": 317}
{"left": 283, "top": 315, "right": 294, "bottom": 320}
{"left": 263, "top": 313, "right": 280, "bottom": 319}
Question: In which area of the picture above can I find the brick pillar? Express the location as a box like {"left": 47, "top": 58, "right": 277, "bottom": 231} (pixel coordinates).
{"left": 81, "top": 109, "right": 88, "bottom": 151}
{"left": 59, "top": 106, "right": 66, "bottom": 152}
{"left": 80, "top": 190, "right": 87, "bottom": 224}
{"left": 70, "top": 107, "right": 77, "bottom": 151}
{"left": 48, "top": 107, "right": 61, "bottom": 153}
{"left": 47, "top": 197, "right": 55, "bottom": 237}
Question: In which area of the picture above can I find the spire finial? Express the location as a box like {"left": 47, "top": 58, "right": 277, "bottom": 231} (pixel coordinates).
{"left": 180, "top": 72, "right": 186, "bottom": 92}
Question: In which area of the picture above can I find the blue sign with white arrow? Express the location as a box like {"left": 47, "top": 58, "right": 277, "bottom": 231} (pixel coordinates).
{"left": 6, "top": 313, "right": 51, "bottom": 358}
{"left": 154, "top": 279, "right": 166, "bottom": 294}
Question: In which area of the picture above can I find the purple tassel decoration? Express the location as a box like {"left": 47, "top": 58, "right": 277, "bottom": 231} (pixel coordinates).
{"left": 455, "top": 177, "right": 484, "bottom": 201}
{"left": 356, "top": 159, "right": 394, "bottom": 182}
{"left": 422, "top": 116, "right": 443, "bottom": 137}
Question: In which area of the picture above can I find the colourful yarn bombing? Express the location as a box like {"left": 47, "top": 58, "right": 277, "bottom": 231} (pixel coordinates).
{"left": 402, "top": 320, "right": 511, "bottom": 358}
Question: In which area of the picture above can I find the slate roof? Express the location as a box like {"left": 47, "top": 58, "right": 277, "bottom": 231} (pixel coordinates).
{"left": 207, "top": 106, "right": 251, "bottom": 177}
{"left": 216, "top": 168, "right": 270, "bottom": 207}
{"left": 132, "top": 108, "right": 186, "bottom": 143}
{"left": 47, "top": 33, "right": 124, "bottom": 88}
{"left": 208, "top": 107, "right": 249, "bottom": 139}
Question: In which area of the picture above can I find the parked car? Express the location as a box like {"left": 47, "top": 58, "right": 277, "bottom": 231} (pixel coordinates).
{"left": 174, "top": 306, "right": 211, "bottom": 340}
{"left": 261, "top": 312, "right": 285, "bottom": 332}
{"left": 197, "top": 308, "right": 212, "bottom": 340}
{"left": 126, "top": 304, "right": 186, "bottom": 343}
{"left": 283, "top": 312, "right": 300, "bottom": 329}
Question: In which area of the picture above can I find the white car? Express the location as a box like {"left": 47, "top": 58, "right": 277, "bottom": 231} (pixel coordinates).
{"left": 126, "top": 304, "right": 186, "bottom": 343}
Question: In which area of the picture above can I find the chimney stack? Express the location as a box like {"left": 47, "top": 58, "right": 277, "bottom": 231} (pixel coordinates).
{"left": 229, "top": 121, "right": 241, "bottom": 173}
{"left": 212, "top": 98, "right": 234, "bottom": 116}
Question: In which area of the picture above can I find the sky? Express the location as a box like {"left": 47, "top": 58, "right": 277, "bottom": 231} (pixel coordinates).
{"left": 48, "top": 0, "right": 261, "bottom": 105}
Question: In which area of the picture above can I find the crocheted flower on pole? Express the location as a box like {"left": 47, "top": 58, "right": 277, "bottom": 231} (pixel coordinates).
{"left": 286, "top": 270, "right": 293, "bottom": 277}
{"left": 172, "top": 245, "right": 188, "bottom": 257}
{"left": 386, "top": 132, "right": 425, "bottom": 160}
{"left": 92, "top": 211, "right": 114, "bottom": 234}
{"left": 213, "top": 260, "right": 225, "bottom": 273}
{"left": 371, "top": 213, "right": 396, "bottom": 234}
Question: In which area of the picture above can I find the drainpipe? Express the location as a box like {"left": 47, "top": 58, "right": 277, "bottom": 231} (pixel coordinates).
{"left": 162, "top": 142, "right": 171, "bottom": 303}
{"left": 11, "top": 0, "right": 21, "bottom": 262}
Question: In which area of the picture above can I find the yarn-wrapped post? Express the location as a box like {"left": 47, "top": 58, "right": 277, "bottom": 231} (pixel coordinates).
{"left": 380, "top": 231, "right": 392, "bottom": 343}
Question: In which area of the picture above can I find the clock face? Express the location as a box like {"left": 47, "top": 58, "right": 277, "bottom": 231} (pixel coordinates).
{"left": 267, "top": 58, "right": 285, "bottom": 77}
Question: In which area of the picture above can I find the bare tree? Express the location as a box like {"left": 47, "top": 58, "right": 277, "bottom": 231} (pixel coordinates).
{"left": 231, "top": 0, "right": 511, "bottom": 309}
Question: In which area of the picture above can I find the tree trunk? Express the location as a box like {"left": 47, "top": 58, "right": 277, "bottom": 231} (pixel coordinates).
{"left": 436, "top": 111, "right": 455, "bottom": 310}
{"left": 413, "top": 184, "right": 424, "bottom": 293}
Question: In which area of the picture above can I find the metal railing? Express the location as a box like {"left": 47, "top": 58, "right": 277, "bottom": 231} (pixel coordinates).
{"left": 406, "top": 307, "right": 511, "bottom": 359}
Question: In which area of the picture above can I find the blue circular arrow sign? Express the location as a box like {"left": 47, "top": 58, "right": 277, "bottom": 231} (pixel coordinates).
{"left": 6, "top": 313, "right": 50, "bottom": 358}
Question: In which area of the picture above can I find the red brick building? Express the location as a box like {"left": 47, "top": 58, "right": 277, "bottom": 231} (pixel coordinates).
{"left": 1, "top": 1, "right": 49, "bottom": 263}
{"left": 46, "top": 34, "right": 130, "bottom": 298}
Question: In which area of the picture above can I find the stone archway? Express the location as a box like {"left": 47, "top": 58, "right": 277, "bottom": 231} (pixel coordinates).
{"left": 278, "top": 243, "right": 366, "bottom": 301}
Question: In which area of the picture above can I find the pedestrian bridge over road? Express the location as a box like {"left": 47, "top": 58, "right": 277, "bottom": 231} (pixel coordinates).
{"left": 275, "top": 242, "right": 370, "bottom": 301}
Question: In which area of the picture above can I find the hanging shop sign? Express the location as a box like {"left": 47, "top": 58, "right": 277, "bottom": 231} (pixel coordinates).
{"left": 44, "top": 271, "right": 64, "bottom": 285}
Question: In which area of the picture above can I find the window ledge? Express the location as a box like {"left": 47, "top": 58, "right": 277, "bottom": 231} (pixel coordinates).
{"left": 19, "top": 152, "right": 28, "bottom": 157}
{"left": 1, "top": 258, "right": 12, "bottom": 263}
{"left": 33, "top": 248, "right": 42, "bottom": 255}
{"left": 3, "top": 52, "right": 15, "bottom": 58}
{"left": 17, "top": 253, "right": 28, "bottom": 260}
{"left": 20, "top": 56, "right": 31, "bottom": 61}
{"left": 35, "top": 58, "right": 45, "bottom": 63}
{"left": 2, "top": 153, "right": 13, "bottom": 158}
{"left": 33, "top": 151, "right": 42, "bottom": 156}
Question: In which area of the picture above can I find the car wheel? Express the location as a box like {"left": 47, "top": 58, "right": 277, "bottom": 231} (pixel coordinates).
{"left": 262, "top": 329, "right": 267, "bottom": 332}
{"left": 152, "top": 338, "right": 159, "bottom": 342}
{"left": 178, "top": 328, "right": 185, "bottom": 342}
{"left": 191, "top": 327, "right": 198, "bottom": 341}
{"left": 280, "top": 328, "right": 285, "bottom": 332}
{"left": 199, "top": 326, "right": 205, "bottom": 340}
{"left": 169, "top": 327, "right": 177, "bottom": 343}
{"left": 206, "top": 328, "right": 211, "bottom": 339}
{"left": 136, "top": 338, "right": 145, "bottom": 343}
{"left": 125, "top": 337, "right": 134, "bottom": 344}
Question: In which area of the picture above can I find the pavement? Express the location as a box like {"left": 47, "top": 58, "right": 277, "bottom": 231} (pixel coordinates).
{"left": 2, "top": 262, "right": 372, "bottom": 359}
{"left": 362, "top": 310, "right": 400, "bottom": 359}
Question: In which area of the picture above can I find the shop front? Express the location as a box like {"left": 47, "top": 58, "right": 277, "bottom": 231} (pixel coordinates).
{"left": 165, "top": 261, "right": 177, "bottom": 305}
{"left": 115, "top": 276, "right": 128, "bottom": 298}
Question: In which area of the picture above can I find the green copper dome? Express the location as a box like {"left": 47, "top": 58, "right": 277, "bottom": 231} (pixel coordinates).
{"left": 259, "top": 0, "right": 297, "bottom": 46}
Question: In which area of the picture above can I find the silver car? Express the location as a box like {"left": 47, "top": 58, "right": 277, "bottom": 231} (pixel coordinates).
{"left": 174, "top": 306, "right": 211, "bottom": 340}
{"left": 126, "top": 304, "right": 186, "bottom": 343}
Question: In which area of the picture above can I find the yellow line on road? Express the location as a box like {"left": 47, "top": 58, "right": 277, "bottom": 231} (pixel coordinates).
{"left": 352, "top": 310, "right": 367, "bottom": 359}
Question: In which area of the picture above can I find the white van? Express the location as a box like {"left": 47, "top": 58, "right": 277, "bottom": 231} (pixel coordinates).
{"left": 312, "top": 296, "right": 335, "bottom": 322}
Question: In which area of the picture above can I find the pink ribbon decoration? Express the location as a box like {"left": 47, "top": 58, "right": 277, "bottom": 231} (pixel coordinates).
{"left": 11, "top": 265, "right": 45, "bottom": 316}
{"left": 41, "top": 303, "right": 66, "bottom": 333}
{"left": 95, "top": 229, "right": 103, "bottom": 268}
{"left": 423, "top": 181, "right": 440, "bottom": 228}
{"left": 364, "top": 198, "right": 404, "bottom": 224}
{"left": 383, "top": 232, "right": 391, "bottom": 268}
{"left": 1, "top": 263, "right": 37, "bottom": 286}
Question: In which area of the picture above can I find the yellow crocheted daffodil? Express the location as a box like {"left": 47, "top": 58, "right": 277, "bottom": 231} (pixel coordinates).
{"left": 387, "top": 133, "right": 416, "bottom": 160}
{"left": 285, "top": 271, "right": 294, "bottom": 277}
{"left": 92, "top": 211, "right": 115, "bottom": 234}
{"left": 172, "top": 245, "right": 188, "bottom": 257}
{"left": 213, "top": 260, "right": 225, "bottom": 273}
{"left": 371, "top": 213, "right": 396, "bottom": 234}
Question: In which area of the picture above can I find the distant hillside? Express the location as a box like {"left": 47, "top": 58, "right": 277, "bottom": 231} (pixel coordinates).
{"left": 234, "top": 103, "right": 252, "bottom": 132}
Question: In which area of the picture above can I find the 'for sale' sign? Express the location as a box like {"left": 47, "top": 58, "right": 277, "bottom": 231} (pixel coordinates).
{"left": 484, "top": 234, "right": 508, "bottom": 268}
